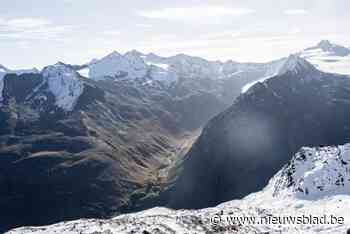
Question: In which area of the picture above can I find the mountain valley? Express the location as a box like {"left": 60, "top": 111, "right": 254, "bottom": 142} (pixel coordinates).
{"left": 1, "top": 40, "right": 350, "bottom": 233}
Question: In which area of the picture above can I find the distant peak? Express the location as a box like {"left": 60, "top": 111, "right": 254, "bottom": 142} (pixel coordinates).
{"left": 94, "top": 51, "right": 123, "bottom": 65}
{"left": 106, "top": 51, "right": 122, "bottom": 58}
{"left": 317, "top": 40, "right": 333, "bottom": 49}
{"left": 124, "top": 49, "right": 143, "bottom": 57}
{"left": 173, "top": 53, "right": 191, "bottom": 59}
{"left": 55, "top": 61, "right": 68, "bottom": 66}
{"left": 42, "top": 62, "right": 77, "bottom": 76}
{"left": 305, "top": 40, "right": 350, "bottom": 56}
{"left": 279, "top": 54, "right": 316, "bottom": 75}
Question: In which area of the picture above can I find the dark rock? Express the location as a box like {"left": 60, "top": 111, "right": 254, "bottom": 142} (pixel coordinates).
{"left": 170, "top": 64, "right": 350, "bottom": 209}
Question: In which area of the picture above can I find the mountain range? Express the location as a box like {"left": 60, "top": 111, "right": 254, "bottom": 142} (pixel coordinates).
{"left": 1, "top": 40, "right": 350, "bottom": 233}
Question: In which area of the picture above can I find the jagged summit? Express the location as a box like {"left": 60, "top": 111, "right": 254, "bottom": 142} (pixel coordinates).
{"left": 278, "top": 54, "right": 317, "bottom": 75}
{"left": 88, "top": 49, "right": 148, "bottom": 79}
{"left": 124, "top": 49, "right": 144, "bottom": 57}
{"left": 42, "top": 62, "right": 78, "bottom": 76}
{"left": 300, "top": 40, "right": 350, "bottom": 75}
{"left": 305, "top": 40, "right": 350, "bottom": 57}
{"left": 317, "top": 40, "right": 333, "bottom": 50}
{"left": 104, "top": 50, "right": 123, "bottom": 59}
{"left": 241, "top": 55, "right": 318, "bottom": 93}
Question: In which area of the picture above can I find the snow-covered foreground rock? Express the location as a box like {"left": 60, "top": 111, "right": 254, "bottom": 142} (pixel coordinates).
{"left": 7, "top": 144, "right": 350, "bottom": 234}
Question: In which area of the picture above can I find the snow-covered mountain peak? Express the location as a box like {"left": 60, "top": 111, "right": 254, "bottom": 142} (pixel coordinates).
{"left": 88, "top": 50, "right": 148, "bottom": 80}
{"left": 42, "top": 63, "right": 84, "bottom": 111}
{"left": 312, "top": 40, "right": 350, "bottom": 56}
{"left": 300, "top": 40, "right": 350, "bottom": 75}
{"left": 303, "top": 40, "right": 350, "bottom": 58}
{"left": 124, "top": 49, "right": 144, "bottom": 57}
{"left": 278, "top": 54, "right": 317, "bottom": 75}
{"left": 317, "top": 40, "right": 333, "bottom": 50}
{"left": 242, "top": 55, "right": 318, "bottom": 93}
{"left": 98, "top": 51, "right": 124, "bottom": 62}
{"left": 107, "top": 50, "right": 122, "bottom": 58}
{"left": 272, "top": 144, "right": 350, "bottom": 199}
{"left": 42, "top": 62, "right": 76, "bottom": 76}
{"left": 124, "top": 50, "right": 147, "bottom": 65}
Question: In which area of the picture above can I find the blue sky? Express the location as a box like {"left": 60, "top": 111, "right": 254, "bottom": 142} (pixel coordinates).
{"left": 1, "top": 0, "right": 349, "bottom": 69}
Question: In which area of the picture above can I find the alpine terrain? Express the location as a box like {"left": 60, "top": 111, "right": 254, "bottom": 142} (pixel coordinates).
{"left": 2, "top": 40, "right": 350, "bottom": 234}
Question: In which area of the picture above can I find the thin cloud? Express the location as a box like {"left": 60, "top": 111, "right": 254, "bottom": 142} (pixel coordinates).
{"left": 0, "top": 17, "right": 74, "bottom": 41}
{"left": 137, "top": 6, "right": 255, "bottom": 21}
{"left": 102, "top": 30, "right": 121, "bottom": 36}
{"left": 6, "top": 18, "right": 51, "bottom": 28}
{"left": 200, "top": 30, "right": 243, "bottom": 40}
{"left": 284, "top": 9, "right": 308, "bottom": 15}
{"left": 135, "top": 24, "right": 153, "bottom": 29}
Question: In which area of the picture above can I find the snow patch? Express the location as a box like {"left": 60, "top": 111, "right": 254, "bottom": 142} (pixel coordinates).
{"left": 77, "top": 67, "right": 90, "bottom": 78}
{"left": 146, "top": 62, "right": 169, "bottom": 70}
{"left": 42, "top": 63, "right": 84, "bottom": 111}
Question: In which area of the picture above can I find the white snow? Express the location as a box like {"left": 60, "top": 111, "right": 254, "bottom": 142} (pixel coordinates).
{"left": 146, "top": 62, "right": 169, "bottom": 70}
{"left": 87, "top": 50, "right": 260, "bottom": 83}
{"left": 273, "top": 145, "right": 350, "bottom": 199}
{"left": 242, "top": 40, "right": 350, "bottom": 93}
{"left": 89, "top": 51, "right": 148, "bottom": 80}
{"left": 77, "top": 67, "right": 90, "bottom": 78}
{"left": 42, "top": 63, "right": 84, "bottom": 111}
{"left": 241, "top": 55, "right": 313, "bottom": 93}
{"left": 7, "top": 144, "right": 350, "bottom": 234}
